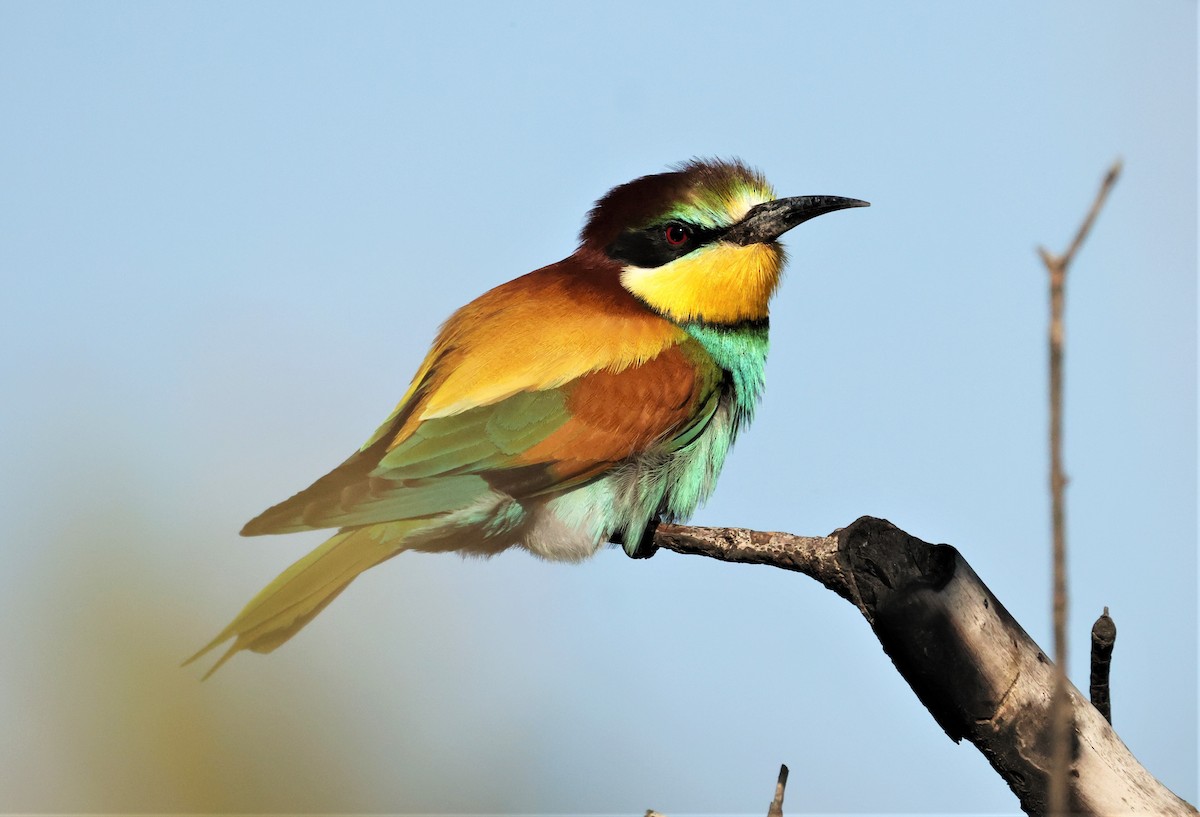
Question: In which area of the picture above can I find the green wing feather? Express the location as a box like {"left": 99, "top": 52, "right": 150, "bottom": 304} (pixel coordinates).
{"left": 240, "top": 387, "right": 579, "bottom": 535}
{"left": 379, "top": 389, "right": 569, "bottom": 476}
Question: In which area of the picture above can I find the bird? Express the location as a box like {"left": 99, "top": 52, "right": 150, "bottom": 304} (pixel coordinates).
{"left": 186, "top": 158, "right": 867, "bottom": 677}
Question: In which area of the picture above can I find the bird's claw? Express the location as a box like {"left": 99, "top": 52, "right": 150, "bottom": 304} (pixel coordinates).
{"left": 614, "top": 520, "right": 659, "bottom": 559}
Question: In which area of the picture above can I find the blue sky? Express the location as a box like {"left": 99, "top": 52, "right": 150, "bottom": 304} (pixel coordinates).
{"left": 1, "top": 1, "right": 1195, "bottom": 813}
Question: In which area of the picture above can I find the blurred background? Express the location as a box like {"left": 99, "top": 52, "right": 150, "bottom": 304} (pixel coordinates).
{"left": 1, "top": 2, "right": 1194, "bottom": 814}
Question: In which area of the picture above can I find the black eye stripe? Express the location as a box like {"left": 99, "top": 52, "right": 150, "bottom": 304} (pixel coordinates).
{"left": 605, "top": 221, "right": 727, "bottom": 268}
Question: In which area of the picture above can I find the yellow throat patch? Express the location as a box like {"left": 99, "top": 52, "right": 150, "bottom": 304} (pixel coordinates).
{"left": 620, "top": 241, "right": 785, "bottom": 324}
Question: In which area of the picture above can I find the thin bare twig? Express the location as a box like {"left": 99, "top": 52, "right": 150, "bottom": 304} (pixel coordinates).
{"left": 1038, "top": 158, "right": 1122, "bottom": 816}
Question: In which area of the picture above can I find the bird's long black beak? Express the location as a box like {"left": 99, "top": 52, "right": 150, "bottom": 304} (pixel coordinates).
{"left": 723, "top": 195, "right": 870, "bottom": 245}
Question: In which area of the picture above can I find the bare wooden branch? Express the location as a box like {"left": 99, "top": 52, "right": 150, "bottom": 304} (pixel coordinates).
{"left": 649, "top": 516, "right": 1196, "bottom": 817}
{"left": 1090, "top": 607, "right": 1117, "bottom": 724}
{"left": 652, "top": 525, "right": 849, "bottom": 599}
{"left": 1037, "top": 158, "right": 1122, "bottom": 816}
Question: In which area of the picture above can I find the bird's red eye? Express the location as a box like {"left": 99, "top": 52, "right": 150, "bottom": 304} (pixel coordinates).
{"left": 664, "top": 223, "right": 690, "bottom": 246}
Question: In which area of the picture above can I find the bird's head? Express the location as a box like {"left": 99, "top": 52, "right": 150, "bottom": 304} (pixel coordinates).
{"left": 580, "top": 158, "right": 867, "bottom": 324}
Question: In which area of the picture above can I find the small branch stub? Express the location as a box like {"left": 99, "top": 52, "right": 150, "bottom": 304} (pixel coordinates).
{"left": 1090, "top": 607, "right": 1117, "bottom": 724}
{"left": 643, "top": 762, "right": 790, "bottom": 817}
{"left": 767, "top": 764, "right": 789, "bottom": 817}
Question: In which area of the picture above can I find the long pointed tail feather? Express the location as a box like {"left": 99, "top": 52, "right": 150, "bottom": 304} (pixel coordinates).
{"left": 184, "top": 520, "right": 423, "bottom": 678}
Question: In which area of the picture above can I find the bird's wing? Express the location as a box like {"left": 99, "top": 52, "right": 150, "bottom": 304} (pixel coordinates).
{"left": 242, "top": 265, "right": 721, "bottom": 535}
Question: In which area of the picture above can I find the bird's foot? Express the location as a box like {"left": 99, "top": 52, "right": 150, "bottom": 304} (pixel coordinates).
{"left": 612, "top": 520, "right": 659, "bottom": 559}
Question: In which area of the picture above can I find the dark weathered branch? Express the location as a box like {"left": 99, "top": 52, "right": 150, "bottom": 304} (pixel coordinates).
{"left": 648, "top": 516, "right": 1195, "bottom": 817}
{"left": 1090, "top": 608, "right": 1117, "bottom": 725}
{"left": 1037, "top": 159, "right": 1121, "bottom": 816}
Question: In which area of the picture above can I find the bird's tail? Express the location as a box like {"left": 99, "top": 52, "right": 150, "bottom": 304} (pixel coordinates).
{"left": 184, "top": 519, "right": 424, "bottom": 678}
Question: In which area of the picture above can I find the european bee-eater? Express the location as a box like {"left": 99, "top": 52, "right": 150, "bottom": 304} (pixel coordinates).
{"left": 188, "top": 159, "right": 867, "bottom": 676}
